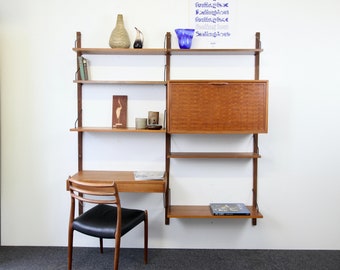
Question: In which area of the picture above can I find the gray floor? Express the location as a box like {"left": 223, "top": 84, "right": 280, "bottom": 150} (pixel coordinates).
{"left": 0, "top": 246, "right": 339, "bottom": 270}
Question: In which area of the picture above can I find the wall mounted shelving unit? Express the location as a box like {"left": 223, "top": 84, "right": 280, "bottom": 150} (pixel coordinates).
{"left": 69, "top": 32, "right": 268, "bottom": 225}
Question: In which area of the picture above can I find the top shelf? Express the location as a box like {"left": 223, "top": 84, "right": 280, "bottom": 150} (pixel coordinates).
{"left": 73, "top": 48, "right": 262, "bottom": 56}
{"left": 73, "top": 48, "right": 166, "bottom": 55}
{"left": 74, "top": 32, "right": 263, "bottom": 57}
{"left": 168, "top": 48, "right": 262, "bottom": 55}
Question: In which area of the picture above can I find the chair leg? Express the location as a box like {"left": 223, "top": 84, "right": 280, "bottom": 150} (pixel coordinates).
{"left": 100, "top": 238, "right": 104, "bottom": 253}
{"left": 68, "top": 228, "right": 74, "bottom": 270}
{"left": 114, "top": 234, "right": 121, "bottom": 270}
{"left": 144, "top": 210, "right": 148, "bottom": 264}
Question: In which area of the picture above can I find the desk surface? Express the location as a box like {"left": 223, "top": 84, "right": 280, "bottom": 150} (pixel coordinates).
{"left": 69, "top": 170, "right": 166, "bottom": 193}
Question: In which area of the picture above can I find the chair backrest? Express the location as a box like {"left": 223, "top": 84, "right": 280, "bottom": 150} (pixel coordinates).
{"left": 67, "top": 178, "right": 121, "bottom": 206}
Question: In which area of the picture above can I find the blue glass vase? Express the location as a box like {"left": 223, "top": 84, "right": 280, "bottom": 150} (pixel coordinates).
{"left": 175, "top": 29, "right": 195, "bottom": 49}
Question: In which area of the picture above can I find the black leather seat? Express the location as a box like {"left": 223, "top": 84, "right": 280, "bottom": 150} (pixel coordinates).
{"left": 73, "top": 204, "right": 146, "bottom": 238}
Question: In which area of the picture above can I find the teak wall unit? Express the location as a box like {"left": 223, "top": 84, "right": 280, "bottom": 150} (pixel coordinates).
{"left": 166, "top": 80, "right": 268, "bottom": 225}
{"left": 70, "top": 32, "right": 268, "bottom": 225}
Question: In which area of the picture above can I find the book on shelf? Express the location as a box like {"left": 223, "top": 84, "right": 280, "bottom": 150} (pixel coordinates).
{"left": 210, "top": 203, "right": 251, "bottom": 216}
{"left": 134, "top": 171, "right": 165, "bottom": 181}
{"left": 77, "top": 56, "right": 89, "bottom": 80}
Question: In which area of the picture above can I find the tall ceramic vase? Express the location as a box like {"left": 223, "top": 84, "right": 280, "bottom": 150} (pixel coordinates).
{"left": 109, "top": 14, "right": 131, "bottom": 48}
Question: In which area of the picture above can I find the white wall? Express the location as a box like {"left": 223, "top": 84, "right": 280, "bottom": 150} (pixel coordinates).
{"left": 1, "top": 0, "right": 340, "bottom": 249}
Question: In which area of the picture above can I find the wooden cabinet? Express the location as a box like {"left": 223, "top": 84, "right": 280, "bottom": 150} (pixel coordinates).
{"left": 167, "top": 80, "right": 268, "bottom": 134}
{"left": 70, "top": 32, "right": 268, "bottom": 225}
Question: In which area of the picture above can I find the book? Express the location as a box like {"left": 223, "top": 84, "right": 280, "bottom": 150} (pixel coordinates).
{"left": 134, "top": 171, "right": 165, "bottom": 181}
{"left": 83, "top": 57, "right": 89, "bottom": 80}
{"left": 210, "top": 203, "right": 251, "bottom": 216}
{"left": 77, "top": 56, "right": 88, "bottom": 80}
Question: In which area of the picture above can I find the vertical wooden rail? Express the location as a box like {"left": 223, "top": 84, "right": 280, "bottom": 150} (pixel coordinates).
{"left": 165, "top": 32, "right": 171, "bottom": 225}
{"left": 75, "top": 32, "right": 84, "bottom": 215}
{"left": 165, "top": 133, "right": 171, "bottom": 225}
{"left": 255, "top": 32, "right": 261, "bottom": 80}
{"left": 253, "top": 32, "right": 261, "bottom": 225}
{"left": 76, "top": 32, "right": 83, "bottom": 172}
{"left": 165, "top": 32, "right": 171, "bottom": 82}
{"left": 252, "top": 134, "right": 259, "bottom": 225}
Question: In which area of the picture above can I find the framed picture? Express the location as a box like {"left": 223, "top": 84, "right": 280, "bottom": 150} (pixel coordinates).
{"left": 112, "top": 95, "right": 127, "bottom": 128}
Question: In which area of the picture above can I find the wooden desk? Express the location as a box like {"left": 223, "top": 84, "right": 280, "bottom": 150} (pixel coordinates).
{"left": 69, "top": 170, "right": 166, "bottom": 193}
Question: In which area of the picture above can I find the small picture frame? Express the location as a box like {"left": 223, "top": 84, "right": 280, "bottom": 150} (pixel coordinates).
{"left": 112, "top": 95, "right": 127, "bottom": 128}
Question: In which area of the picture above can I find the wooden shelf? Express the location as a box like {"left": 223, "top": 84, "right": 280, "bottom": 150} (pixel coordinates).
{"left": 169, "top": 48, "right": 263, "bottom": 55}
{"left": 70, "top": 127, "right": 166, "bottom": 133}
{"left": 73, "top": 80, "right": 166, "bottom": 85}
{"left": 73, "top": 48, "right": 262, "bottom": 56}
{"left": 169, "top": 152, "right": 261, "bottom": 159}
{"left": 70, "top": 170, "right": 166, "bottom": 193}
{"left": 167, "top": 205, "right": 263, "bottom": 219}
{"left": 73, "top": 48, "right": 166, "bottom": 55}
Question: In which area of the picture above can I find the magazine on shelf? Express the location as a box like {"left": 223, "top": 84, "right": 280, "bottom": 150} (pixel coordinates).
{"left": 210, "top": 203, "right": 251, "bottom": 216}
{"left": 134, "top": 171, "right": 165, "bottom": 181}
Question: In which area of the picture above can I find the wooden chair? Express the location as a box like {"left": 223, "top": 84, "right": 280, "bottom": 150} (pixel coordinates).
{"left": 66, "top": 178, "right": 148, "bottom": 270}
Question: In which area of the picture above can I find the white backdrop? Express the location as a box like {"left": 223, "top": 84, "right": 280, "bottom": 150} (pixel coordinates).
{"left": 1, "top": 0, "right": 340, "bottom": 249}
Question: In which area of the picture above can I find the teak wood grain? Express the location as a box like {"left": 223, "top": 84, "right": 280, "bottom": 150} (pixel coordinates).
{"left": 70, "top": 127, "right": 165, "bottom": 133}
{"left": 168, "top": 205, "right": 263, "bottom": 219}
{"left": 167, "top": 80, "right": 268, "bottom": 134}
{"left": 69, "top": 171, "right": 166, "bottom": 193}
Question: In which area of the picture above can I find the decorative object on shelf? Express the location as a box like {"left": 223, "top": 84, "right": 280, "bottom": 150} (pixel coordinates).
{"left": 146, "top": 124, "right": 162, "bottom": 130}
{"left": 135, "top": 118, "right": 147, "bottom": 129}
{"left": 112, "top": 95, "right": 128, "bottom": 128}
{"left": 175, "top": 29, "right": 195, "bottom": 49}
{"left": 109, "top": 14, "right": 131, "bottom": 48}
{"left": 133, "top": 27, "right": 144, "bottom": 49}
{"left": 148, "top": 111, "right": 159, "bottom": 125}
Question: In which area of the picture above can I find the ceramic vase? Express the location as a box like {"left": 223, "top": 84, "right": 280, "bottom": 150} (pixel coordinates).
{"left": 109, "top": 14, "right": 130, "bottom": 48}
{"left": 133, "top": 27, "right": 144, "bottom": 49}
